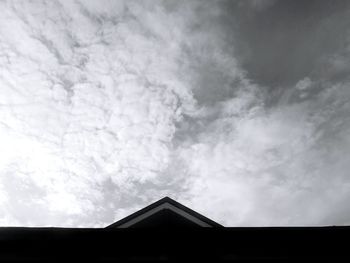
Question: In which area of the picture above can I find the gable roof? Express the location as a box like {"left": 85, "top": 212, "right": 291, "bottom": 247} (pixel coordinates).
{"left": 106, "top": 196, "right": 223, "bottom": 228}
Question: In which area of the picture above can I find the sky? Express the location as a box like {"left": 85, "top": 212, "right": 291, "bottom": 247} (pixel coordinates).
{"left": 0, "top": 0, "right": 350, "bottom": 227}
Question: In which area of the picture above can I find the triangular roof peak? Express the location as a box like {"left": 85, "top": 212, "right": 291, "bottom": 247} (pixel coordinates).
{"left": 107, "top": 196, "right": 223, "bottom": 228}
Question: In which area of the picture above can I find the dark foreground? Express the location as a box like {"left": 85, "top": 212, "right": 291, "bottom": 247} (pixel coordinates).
{"left": 0, "top": 226, "right": 349, "bottom": 261}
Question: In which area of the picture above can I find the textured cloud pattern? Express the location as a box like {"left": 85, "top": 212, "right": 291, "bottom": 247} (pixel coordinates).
{"left": 0, "top": 0, "right": 350, "bottom": 227}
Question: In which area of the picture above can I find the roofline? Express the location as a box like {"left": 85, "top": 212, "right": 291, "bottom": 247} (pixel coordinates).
{"left": 106, "top": 196, "right": 223, "bottom": 228}
{"left": 1, "top": 226, "right": 350, "bottom": 231}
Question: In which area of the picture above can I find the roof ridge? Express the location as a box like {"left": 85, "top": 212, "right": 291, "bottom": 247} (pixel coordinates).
{"left": 106, "top": 196, "right": 223, "bottom": 228}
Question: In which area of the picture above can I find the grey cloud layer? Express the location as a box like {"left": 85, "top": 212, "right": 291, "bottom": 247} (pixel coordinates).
{"left": 0, "top": 0, "right": 349, "bottom": 227}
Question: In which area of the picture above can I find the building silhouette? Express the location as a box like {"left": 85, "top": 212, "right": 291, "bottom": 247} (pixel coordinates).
{"left": 0, "top": 196, "right": 348, "bottom": 261}
{"left": 107, "top": 196, "right": 222, "bottom": 228}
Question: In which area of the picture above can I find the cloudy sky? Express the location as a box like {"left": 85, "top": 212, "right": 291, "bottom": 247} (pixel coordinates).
{"left": 1, "top": 0, "right": 350, "bottom": 227}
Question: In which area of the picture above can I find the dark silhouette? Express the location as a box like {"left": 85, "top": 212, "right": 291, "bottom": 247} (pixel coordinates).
{"left": 107, "top": 196, "right": 222, "bottom": 228}
{"left": 0, "top": 196, "right": 348, "bottom": 261}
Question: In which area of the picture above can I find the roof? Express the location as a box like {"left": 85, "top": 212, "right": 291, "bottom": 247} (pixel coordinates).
{"left": 106, "top": 196, "right": 223, "bottom": 228}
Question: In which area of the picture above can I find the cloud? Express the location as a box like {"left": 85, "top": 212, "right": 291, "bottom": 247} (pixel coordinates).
{"left": 0, "top": 0, "right": 350, "bottom": 227}
{"left": 167, "top": 1, "right": 350, "bottom": 226}
{"left": 176, "top": 67, "right": 350, "bottom": 226}
{"left": 0, "top": 0, "right": 228, "bottom": 226}
{"left": 247, "top": 0, "right": 278, "bottom": 11}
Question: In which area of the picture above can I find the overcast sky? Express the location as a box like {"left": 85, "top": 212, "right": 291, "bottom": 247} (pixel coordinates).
{"left": 1, "top": 0, "right": 350, "bottom": 227}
